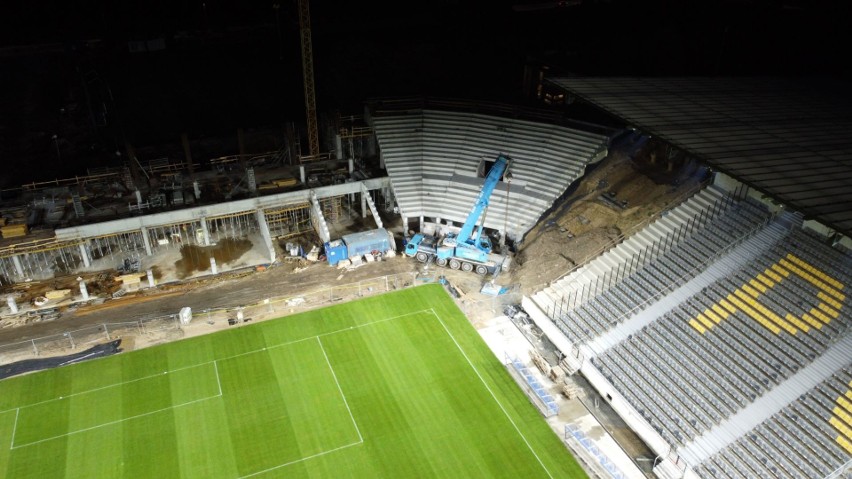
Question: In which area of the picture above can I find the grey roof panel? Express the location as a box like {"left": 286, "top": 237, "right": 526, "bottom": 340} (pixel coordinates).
{"left": 549, "top": 76, "right": 852, "bottom": 236}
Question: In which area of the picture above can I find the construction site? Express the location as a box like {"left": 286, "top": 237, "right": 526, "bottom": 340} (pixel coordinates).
{"left": 2, "top": 2, "right": 852, "bottom": 479}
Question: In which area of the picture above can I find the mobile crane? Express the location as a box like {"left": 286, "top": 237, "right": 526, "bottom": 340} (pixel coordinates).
{"left": 404, "top": 154, "right": 511, "bottom": 275}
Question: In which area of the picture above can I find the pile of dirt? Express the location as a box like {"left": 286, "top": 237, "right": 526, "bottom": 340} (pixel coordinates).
{"left": 512, "top": 143, "right": 708, "bottom": 295}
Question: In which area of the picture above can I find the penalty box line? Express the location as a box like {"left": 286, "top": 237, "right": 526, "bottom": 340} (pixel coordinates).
{"left": 9, "top": 361, "right": 224, "bottom": 450}
{"left": 238, "top": 337, "right": 365, "bottom": 479}
{"left": 429, "top": 308, "right": 555, "bottom": 479}
{"left": 0, "top": 309, "right": 433, "bottom": 416}
{"left": 5, "top": 309, "right": 431, "bottom": 452}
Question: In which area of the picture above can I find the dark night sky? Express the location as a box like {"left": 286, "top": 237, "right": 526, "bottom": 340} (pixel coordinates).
{"left": 1, "top": 0, "right": 850, "bottom": 185}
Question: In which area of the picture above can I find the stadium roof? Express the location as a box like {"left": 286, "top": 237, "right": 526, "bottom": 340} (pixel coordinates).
{"left": 547, "top": 77, "right": 852, "bottom": 237}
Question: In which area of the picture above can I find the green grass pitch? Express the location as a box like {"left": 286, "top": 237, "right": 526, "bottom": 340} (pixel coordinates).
{"left": 0, "top": 284, "right": 585, "bottom": 478}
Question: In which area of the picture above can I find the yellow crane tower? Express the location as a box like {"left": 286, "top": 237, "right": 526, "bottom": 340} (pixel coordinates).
{"left": 298, "top": 0, "right": 320, "bottom": 158}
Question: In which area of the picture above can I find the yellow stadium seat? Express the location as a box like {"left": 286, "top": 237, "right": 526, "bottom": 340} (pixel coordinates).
{"left": 817, "top": 292, "right": 843, "bottom": 310}
{"left": 756, "top": 273, "right": 775, "bottom": 288}
{"left": 720, "top": 298, "right": 737, "bottom": 314}
{"left": 810, "top": 308, "right": 831, "bottom": 324}
{"left": 705, "top": 309, "right": 722, "bottom": 324}
{"left": 795, "top": 313, "right": 822, "bottom": 329}
{"left": 712, "top": 304, "right": 730, "bottom": 319}
{"left": 818, "top": 302, "right": 840, "bottom": 318}
{"left": 765, "top": 269, "right": 783, "bottom": 282}
{"left": 771, "top": 263, "right": 790, "bottom": 277}
{"left": 689, "top": 319, "right": 707, "bottom": 334}
{"left": 829, "top": 416, "right": 852, "bottom": 440}
{"left": 749, "top": 279, "right": 768, "bottom": 293}
{"left": 697, "top": 314, "right": 714, "bottom": 329}
{"left": 839, "top": 396, "right": 852, "bottom": 414}
{"left": 838, "top": 436, "right": 852, "bottom": 455}
{"left": 787, "top": 253, "right": 844, "bottom": 290}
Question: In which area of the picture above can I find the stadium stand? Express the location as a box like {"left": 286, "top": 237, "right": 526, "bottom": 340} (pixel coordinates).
{"left": 370, "top": 109, "right": 609, "bottom": 240}
{"left": 523, "top": 181, "right": 852, "bottom": 479}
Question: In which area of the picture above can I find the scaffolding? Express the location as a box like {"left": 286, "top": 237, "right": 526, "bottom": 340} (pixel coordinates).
{"left": 321, "top": 195, "right": 343, "bottom": 223}
{"left": 264, "top": 203, "right": 312, "bottom": 238}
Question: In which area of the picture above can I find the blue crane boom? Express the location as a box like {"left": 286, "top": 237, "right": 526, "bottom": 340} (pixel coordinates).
{"left": 455, "top": 154, "right": 510, "bottom": 247}
{"left": 403, "top": 154, "right": 512, "bottom": 275}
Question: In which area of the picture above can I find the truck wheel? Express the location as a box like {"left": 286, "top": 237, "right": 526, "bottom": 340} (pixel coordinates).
{"left": 475, "top": 265, "right": 488, "bottom": 275}
{"left": 415, "top": 252, "right": 429, "bottom": 263}
{"left": 449, "top": 259, "right": 461, "bottom": 270}
{"left": 461, "top": 262, "right": 473, "bottom": 273}
{"left": 436, "top": 258, "right": 448, "bottom": 267}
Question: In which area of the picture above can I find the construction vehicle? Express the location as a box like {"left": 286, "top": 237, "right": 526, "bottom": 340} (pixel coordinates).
{"left": 404, "top": 154, "right": 511, "bottom": 275}
{"left": 324, "top": 228, "right": 395, "bottom": 266}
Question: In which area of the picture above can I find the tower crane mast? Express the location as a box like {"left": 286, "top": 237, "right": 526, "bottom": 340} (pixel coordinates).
{"left": 298, "top": 0, "right": 320, "bottom": 157}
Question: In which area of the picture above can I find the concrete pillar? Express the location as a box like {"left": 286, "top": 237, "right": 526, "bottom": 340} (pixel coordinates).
{"left": 135, "top": 189, "right": 143, "bottom": 206}
{"left": 147, "top": 269, "right": 156, "bottom": 288}
{"left": 141, "top": 227, "right": 153, "bottom": 256}
{"left": 402, "top": 215, "right": 409, "bottom": 236}
{"left": 419, "top": 215, "right": 424, "bottom": 232}
{"left": 78, "top": 279, "right": 89, "bottom": 301}
{"left": 379, "top": 151, "right": 385, "bottom": 169}
{"left": 348, "top": 158, "right": 354, "bottom": 173}
{"left": 6, "top": 296, "right": 18, "bottom": 314}
{"left": 299, "top": 165, "right": 306, "bottom": 184}
{"left": 193, "top": 180, "right": 201, "bottom": 199}
{"left": 11, "top": 255, "right": 24, "bottom": 277}
{"left": 335, "top": 134, "right": 343, "bottom": 160}
{"left": 255, "top": 209, "right": 276, "bottom": 263}
{"left": 210, "top": 257, "right": 218, "bottom": 274}
{"left": 78, "top": 242, "right": 91, "bottom": 268}
{"left": 361, "top": 191, "right": 367, "bottom": 218}
{"left": 200, "top": 217, "right": 211, "bottom": 246}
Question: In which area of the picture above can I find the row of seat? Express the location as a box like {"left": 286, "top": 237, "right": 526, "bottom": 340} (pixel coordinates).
{"left": 694, "top": 368, "right": 852, "bottom": 479}
{"left": 553, "top": 198, "right": 773, "bottom": 344}
{"left": 589, "top": 221, "right": 851, "bottom": 451}
{"left": 372, "top": 109, "right": 609, "bottom": 238}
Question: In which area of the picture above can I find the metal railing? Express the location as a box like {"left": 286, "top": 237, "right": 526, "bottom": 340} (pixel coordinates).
{"left": 0, "top": 272, "right": 421, "bottom": 366}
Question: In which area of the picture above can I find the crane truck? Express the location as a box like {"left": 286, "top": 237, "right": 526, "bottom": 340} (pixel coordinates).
{"left": 404, "top": 154, "right": 511, "bottom": 275}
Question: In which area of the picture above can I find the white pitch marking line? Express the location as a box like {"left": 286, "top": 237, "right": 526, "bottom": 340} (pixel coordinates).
{"left": 3, "top": 308, "right": 432, "bottom": 444}
{"left": 11, "top": 393, "right": 220, "bottom": 450}
{"left": 429, "top": 308, "right": 555, "bottom": 479}
{"left": 9, "top": 408, "right": 19, "bottom": 450}
{"left": 0, "top": 362, "right": 212, "bottom": 415}
{"left": 214, "top": 360, "right": 223, "bottom": 397}
{"left": 237, "top": 440, "right": 362, "bottom": 479}
{"left": 317, "top": 336, "right": 363, "bottom": 443}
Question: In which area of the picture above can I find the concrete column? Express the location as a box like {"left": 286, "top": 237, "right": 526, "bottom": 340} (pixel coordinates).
{"left": 193, "top": 180, "right": 201, "bottom": 199}
{"left": 11, "top": 255, "right": 24, "bottom": 277}
{"left": 78, "top": 280, "right": 89, "bottom": 301}
{"left": 200, "top": 217, "right": 211, "bottom": 246}
{"left": 6, "top": 296, "right": 18, "bottom": 314}
{"left": 419, "top": 215, "right": 424, "bottom": 232}
{"left": 361, "top": 191, "right": 367, "bottom": 218}
{"left": 78, "top": 242, "right": 91, "bottom": 268}
{"left": 255, "top": 209, "right": 276, "bottom": 263}
{"left": 335, "top": 134, "right": 343, "bottom": 160}
{"left": 210, "top": 257, "right": 218, "bottom": 274}
{"left": 146, "top": 269, "right": 155, "bottom": 288}
{"left": 135, "top": 189, "right": 143, "bottom": 206}
{"left": 348, "top": 158, "right": 354, "bottom": 173}
{"left": 402, "top": 215, "right": 409, "bottom": 236}
{"left": 141, "top": 227, "right": 153, "bottom": 256}
{"left": 299, "top": 165, "right": 306, "bottom": 184}
{"left": 379, "top": 151, "right": 385, "bottom": 169}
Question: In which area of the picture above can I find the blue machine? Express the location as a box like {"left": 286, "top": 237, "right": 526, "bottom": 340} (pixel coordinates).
{"left": 325, "top": 228, "right": 395, "bottom": 265}
{"left": 404, "top": 154, "right": 510, "bottom": 275}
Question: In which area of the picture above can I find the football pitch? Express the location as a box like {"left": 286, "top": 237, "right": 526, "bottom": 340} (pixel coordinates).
{"left": 0, "top": 285, "right": 584, "bottom": 478}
